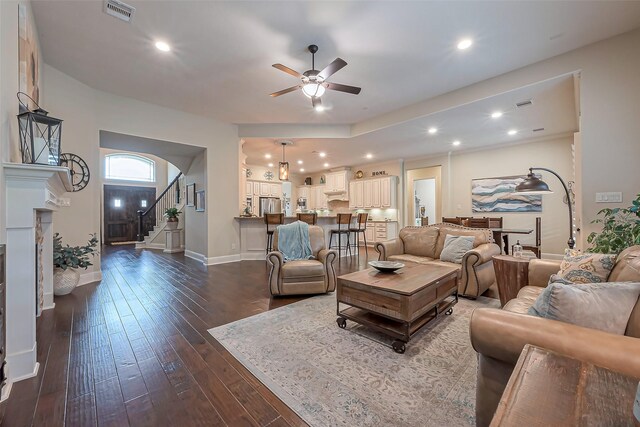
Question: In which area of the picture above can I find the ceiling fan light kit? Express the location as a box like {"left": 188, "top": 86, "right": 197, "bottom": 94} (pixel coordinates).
{"left": 270, "top": 44, "right": 361, "bottom": 109}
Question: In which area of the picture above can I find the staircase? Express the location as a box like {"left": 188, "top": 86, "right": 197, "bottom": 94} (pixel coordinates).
{"left": 135, "top": 173, "right": 186, "bottom": 250}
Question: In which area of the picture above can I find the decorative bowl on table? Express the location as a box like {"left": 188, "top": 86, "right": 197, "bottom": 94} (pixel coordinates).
{"left": 368, "top": 261, "right": 405, "bottom": 273}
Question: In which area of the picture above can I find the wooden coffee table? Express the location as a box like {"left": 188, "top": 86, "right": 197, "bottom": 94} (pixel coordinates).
{"left": 336, "top": 263, "right": 459, "bottom": 353}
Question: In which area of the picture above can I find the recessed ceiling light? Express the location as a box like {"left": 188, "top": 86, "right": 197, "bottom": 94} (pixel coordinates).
{"left": 297, "top": 160, "right": 303, "bottom": 165}
{"left": 452, "top": 140, "right": 461, "bottom": 146}
{"left": 508, "top": 129, "right": 518, "bottom": 136}
{"left": 365, "top": 153, "right": 373, "bottom": 159}
{"left": 155, "top": 41, "right": 171, "bottom": 52}
{"left": 319, "top": 152, "right": 326, "bottom": 158}
{"left": 457, "top": 38, "right": 473, "bottom": 50}
{"left": 300, "top": 168, "right": 305, "bottom": 172}
{"left": 268, "top": 163, "right": 274, "bottom": 167}
{"left": 491, "top": 111, "right": 503, "bottom": 119}
{"left": 324, "top": 163, "right": 329, "bottom": 168}
{"left": 428, "top": 127, "right": 438, "bottom": 135}
{"left": 265, "top": 154, "right": 271, "bottom": 159}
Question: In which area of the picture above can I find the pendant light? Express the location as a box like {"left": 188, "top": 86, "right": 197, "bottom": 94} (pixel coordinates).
{"left": 279, "top": 142, "right": 289, "bottom": 181}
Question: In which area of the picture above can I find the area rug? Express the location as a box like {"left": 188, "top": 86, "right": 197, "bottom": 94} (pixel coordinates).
{"left": 209, "top": 294, "right": 499, "bottom": 427}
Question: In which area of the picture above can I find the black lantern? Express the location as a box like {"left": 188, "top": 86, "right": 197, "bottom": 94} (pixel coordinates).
{"left": 17, "top": 92, "right": 62, "bottom": 166}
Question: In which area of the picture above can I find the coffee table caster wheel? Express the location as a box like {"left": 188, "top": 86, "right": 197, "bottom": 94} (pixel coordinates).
{"left": 337, "top": 317, "right": 347, "bottom": 329}
{"left": 392, "top": 340, "right": 406, "bottom": 354}
{"left": 445, "top": 308, "right": 453, "bottom": 315}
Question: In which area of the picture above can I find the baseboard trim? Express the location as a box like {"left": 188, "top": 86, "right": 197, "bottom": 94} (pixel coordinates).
{"left": 205, "top": 254, "right": 241, "bottom": 265}
{"left": 184, "top": 250, "right": 206, "bottom": 264}
{"left": 78, "top": 270, "right": 103, "bottom": 287}
{"left": 240, "top": 252, "right": 267, "bottom": 261}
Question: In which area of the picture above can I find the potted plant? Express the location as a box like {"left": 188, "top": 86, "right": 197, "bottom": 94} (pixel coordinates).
{"left": 53, "top": 233, "right": 99, "bottom": 296}
{"left": 587, "top": 193, "right": 640, "bottom": 254}
{"left": 165, "top": 207, "right": 181, "bottom": 230}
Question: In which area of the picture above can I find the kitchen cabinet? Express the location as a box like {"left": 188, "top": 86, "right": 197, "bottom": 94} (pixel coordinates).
{"left": 363, "top": 180, "right": 373, "bottom": 208}
{"left": 350, "top": 176, "right": 397, "bottom": 209}
{"left": 245, "top": 182, "right": 253, "bottom": 196}
{"left": 297, "top": 186, "right": 310, "bottom": 200}
{"left": 315, "top": 186, "right": 328, "bottom": 209}
{"left": 252, "top": 195, "right": 260, "bottom": 216}
{"left": 269, "top": 183, "right": 281, "bottom": 198}
{"left": 359, "top": 221, "right": 399, "bottom": 246}
{"left": 372, "top": 179, "right": 381, "bottom": 207}
{"left": 259, "top": 182, "right": 271, "bottom": 196}
{"left": 324, "top": 171, "right": 349, "bottom": 194}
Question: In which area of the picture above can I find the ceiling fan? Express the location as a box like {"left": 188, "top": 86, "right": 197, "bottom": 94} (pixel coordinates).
{"left": 270, "top": 44, "right": 361, "bottom": 111}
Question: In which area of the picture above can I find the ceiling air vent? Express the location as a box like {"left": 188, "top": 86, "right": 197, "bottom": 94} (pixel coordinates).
{"left": 104, "top": 0, "right": 135, "bottom": 22}
{"left": 515, "top": 99, "right": 533, "bottom": 108}
{"left": 532, "top": 127, "right": 545, "bottom": 132}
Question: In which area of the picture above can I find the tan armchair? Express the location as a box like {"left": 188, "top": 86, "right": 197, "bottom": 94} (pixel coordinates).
{"left": 470, "top": 245, "right": 640, "bottom": 427}
{"left": 376, "top": 224, "right": 501, "bottom": 298}
{"left": 267, "top": 225, "right": 337, "bottom": 296}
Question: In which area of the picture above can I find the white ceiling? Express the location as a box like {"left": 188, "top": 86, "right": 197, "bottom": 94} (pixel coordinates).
{"left": 33, "top": 1, "right": 640, "bottom": 125}
{"left": 243, "top": 74, "right": 578, "bottom": 173}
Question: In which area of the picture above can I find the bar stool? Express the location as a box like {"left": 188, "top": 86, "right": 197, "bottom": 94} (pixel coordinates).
{"left": 329, "top": 213, "right": 352, "bottom": 257}
{"left": 467, "top": 217, "right": 491, "bottom": 228}
{"left": 264, "top": 213, "right": 284, "bottom": 253}
{"left": 420, "top": 216, "right": 429, "bottom": 226}
{"left": 442, "top": 217, "right": 462, "bottom": 225}
{"left": 296, "top": 212, "right": 317, "bottom": 225}
{"left": 349, "top": 213, "right": 368, "bottom": 255}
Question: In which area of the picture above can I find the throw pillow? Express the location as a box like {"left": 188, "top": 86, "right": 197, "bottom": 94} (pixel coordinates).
{"left": 548, "top": 274, "right": 575, "bottom": 286}
{"left": 528, "top": 282, "right": 640, "bottom": 335}
{"left": 439, "top": 235, "right": 474, "bottom": 264}
{"left": 557, "top": 250, "right": 616, "bottom": 284}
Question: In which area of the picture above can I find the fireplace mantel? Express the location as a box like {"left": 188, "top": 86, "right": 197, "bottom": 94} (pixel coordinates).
{"left": 2, "top": 163, "right": 72, "bottom": 400}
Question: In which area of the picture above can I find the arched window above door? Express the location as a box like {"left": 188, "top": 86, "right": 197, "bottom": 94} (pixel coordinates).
{"left": 105, "top": 153, "right": 156, "bottom": 182}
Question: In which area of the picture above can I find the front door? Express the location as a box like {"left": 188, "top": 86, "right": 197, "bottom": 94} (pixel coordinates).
{"left": 104, "top": 185, "right": 156, "bottom": 244}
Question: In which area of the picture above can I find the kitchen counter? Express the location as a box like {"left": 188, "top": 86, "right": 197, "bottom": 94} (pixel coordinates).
{"left": 235, "top": 215, "right": 398, "bottom": 260}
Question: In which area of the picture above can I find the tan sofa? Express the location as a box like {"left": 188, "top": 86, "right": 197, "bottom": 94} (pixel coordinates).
{"left": 375, "top": 223, "right": 501, "bottom": 298}
{"left": 470, "top": 245, "right": 640, "bottom": 427}
{"left": 267, "top": 225, "right": 337, "bottom": 296}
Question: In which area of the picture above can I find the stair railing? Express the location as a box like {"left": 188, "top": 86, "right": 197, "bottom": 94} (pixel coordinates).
{"left": 137, "top": 172, "right": 183, "bottom": 242}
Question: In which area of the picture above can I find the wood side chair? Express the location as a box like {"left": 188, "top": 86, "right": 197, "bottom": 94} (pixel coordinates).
{"left": 522, "top": 217, "right": 542, "bottom": 258}
{"left": 420, "top": 217, "right": 429, "bottom": 226}
{"left": 467, "top": 217, "right": 491, "bottom": 228}
{"left": 442, "top": 217, "right": 462, "bottom": 225}
{"left": 329, "top": 213, "right": 352, "bottom": 257}
{"left": 296, "top": 212, "right": 317, "bottom": 225}
{"left": 349, "top": 213, "right": 369, "bottom": 255}
{"left": 264, "top": 213, "right": 284, "bottom": 253}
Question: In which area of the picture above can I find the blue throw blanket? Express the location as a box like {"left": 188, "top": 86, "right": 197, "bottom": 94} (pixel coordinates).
{"left": 277, "top": 221, "right": 313, "bottom": 261}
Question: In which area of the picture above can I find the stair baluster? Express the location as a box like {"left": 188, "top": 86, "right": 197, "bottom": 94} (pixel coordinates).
{"left": 137, "top": 172, "right": 183, "bottom": 242}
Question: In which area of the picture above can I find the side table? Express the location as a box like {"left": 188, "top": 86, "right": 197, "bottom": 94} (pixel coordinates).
{"left": 491, "top": 345, "right": 640, "bottom": 426}
{"left": 492, "top": 255, "right": 530, "bottom": 307}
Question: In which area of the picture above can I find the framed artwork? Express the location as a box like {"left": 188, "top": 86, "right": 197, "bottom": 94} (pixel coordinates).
{"left": 471, "top": 175, "right": 542, "bottom": 213}
{"left": 186, "top": 183, "right": 196, "bottom": 207}
{"left": 19, "top": 4, "right": 40, "bottom": 110}
{"left": 195, "top": 189, "right": 205, "bottom": 212}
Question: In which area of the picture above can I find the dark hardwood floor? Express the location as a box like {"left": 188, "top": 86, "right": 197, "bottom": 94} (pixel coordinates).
{"left": 0, "top": 245, "right": 373, "bottom": 427}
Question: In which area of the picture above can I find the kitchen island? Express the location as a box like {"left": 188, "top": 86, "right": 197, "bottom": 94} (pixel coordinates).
{"left": 234, "top": 216, "right": 398, "bottom": 260}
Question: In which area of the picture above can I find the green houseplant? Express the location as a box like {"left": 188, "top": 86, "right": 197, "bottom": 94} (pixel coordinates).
{"left": 53, "top": 233, "right": 99, "bottom": 295}
{"left": 164, "top": 207, "right": 181, "bottom": 230}
{"left": 587, "top": 193, "right": 640, "bottom": 254}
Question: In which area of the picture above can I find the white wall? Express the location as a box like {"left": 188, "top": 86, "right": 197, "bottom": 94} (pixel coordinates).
{"left": 406, "top": 135, "right": 574, "bottom": 255}
{"left": 184, "top": 151, "right": 207, "bottom": 258}
{"left": 42, "top": 64, "right": 240, "bottom": 269}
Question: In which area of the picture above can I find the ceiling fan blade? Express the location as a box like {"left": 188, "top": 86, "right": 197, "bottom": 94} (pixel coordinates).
{"left": 272, "top": 63, "right": 303, "bottom": 79}
{"left": 270, "top": 85, "right": 301, "bottom": 97}
{"left": 318, "top": 58, "right": 347, "bottom": 80}
{"left": 311, "top": 96, "right": 322, "bottom": 109}
{"left": 324, "top": 82, "right": 361, "bottom": 95}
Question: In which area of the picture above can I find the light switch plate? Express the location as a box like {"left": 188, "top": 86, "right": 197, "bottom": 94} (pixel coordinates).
{"left": 595, "top": 192, "right": 623, "bottom": 203}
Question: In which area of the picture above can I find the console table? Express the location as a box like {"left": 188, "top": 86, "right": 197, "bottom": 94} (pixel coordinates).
{"left": 491, "top": 345, "right": 639, "bottom": 426}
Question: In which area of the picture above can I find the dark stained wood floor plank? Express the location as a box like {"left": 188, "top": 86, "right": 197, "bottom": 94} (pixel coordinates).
{"left": 1, "top": 245, "right": 375, "bottom": 426}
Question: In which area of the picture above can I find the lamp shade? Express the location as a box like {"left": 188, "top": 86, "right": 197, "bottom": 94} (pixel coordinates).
{"left": 302, "top": 83, "right": 325, "bottom": 98}
{"left": 279, "top": 161, "right": 289, "bottom": 181}
{"left": 515, "top": 172, "right": 553, "bottom": 195}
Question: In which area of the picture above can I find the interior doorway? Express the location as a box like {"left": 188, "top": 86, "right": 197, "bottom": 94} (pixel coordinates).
{"left": 406, "top": 166, "right": 442, "bottom": 226}
{"left": 103, "top": 185, "right": 156, "bottom": 244}
{"left": 413, "top": 178, "right": 436, "bottom": 226}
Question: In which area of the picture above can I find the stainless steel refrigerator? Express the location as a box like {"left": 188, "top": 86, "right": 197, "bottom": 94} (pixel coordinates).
{"left": 259, "top": 197, "right": 282, "bottom": 216}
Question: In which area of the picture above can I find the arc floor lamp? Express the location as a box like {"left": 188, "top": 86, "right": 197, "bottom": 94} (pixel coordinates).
{"left": 515, "top": 167, "right": 575, "bottom": 249}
